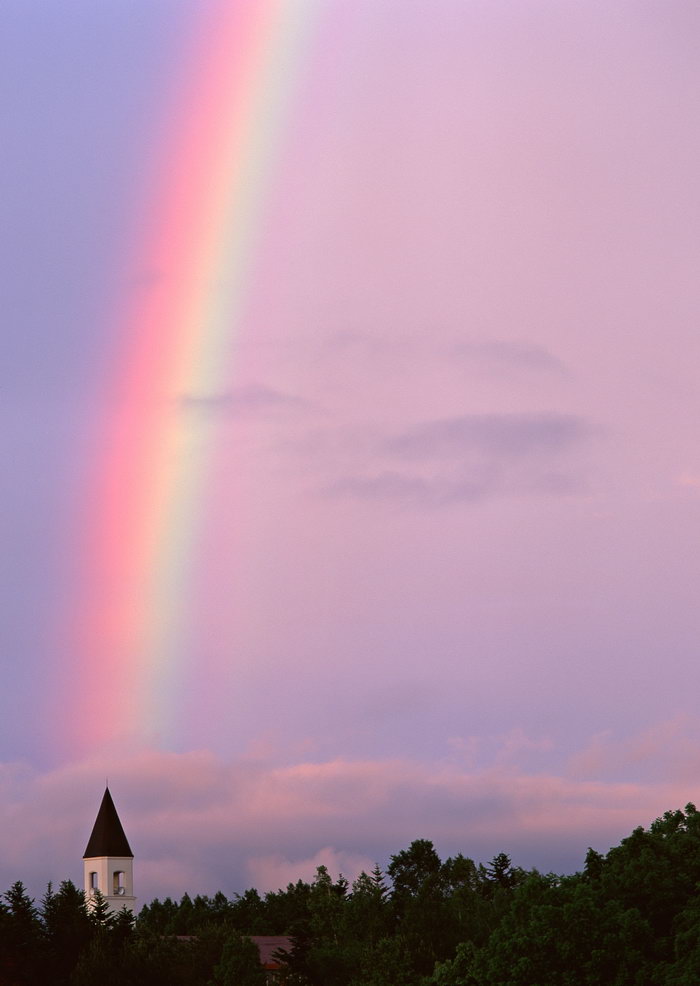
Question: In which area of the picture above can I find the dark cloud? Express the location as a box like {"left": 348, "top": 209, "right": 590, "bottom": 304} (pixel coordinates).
{"left": 325, "top": 470, "right": 500, "bottom": 507}
{"left": 179, "top": 384, "right": 311, "bottom": 415}
{"left": 385, "top": 412, "right": 590, "bottom": 460}
{"left": 325, "top": 468, "right": 586, "bottom": 507}
{"left": 326, "top": 472, "right": 435, "bottom": 502}
{"left": 454, "top": 340, "right": 567, "bottom": 374}
{"left": 324, "top": 413, "right": 592, "bottom": 505}
{"left": 308, "top": 332, "right": 566, "bottom": 378}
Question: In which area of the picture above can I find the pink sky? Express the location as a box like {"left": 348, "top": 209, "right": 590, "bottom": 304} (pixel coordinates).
{"left": 0, "top": 0, "right": 699, "bottom": 901}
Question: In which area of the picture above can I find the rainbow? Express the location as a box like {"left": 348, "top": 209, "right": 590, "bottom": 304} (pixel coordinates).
{"left": 71, "top": 0, "right": 321, "bottom": 751}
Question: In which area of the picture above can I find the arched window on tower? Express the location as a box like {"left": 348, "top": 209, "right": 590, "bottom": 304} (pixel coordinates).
{"left": 89, "top": 872, "right": 98, "bottom": 894}
{"left": 113, "top": 871, "right": 126, "bottom": 896}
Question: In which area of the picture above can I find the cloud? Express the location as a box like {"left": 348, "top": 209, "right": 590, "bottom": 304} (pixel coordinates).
{"left": 324, "top": 412, "right": 592, "bottom": 505}
{"left": 676, "top": 473, "right": 700, "bottom": 492}
{"left": 179, "top": 384, "right": 311, "bottom": 416}
{"left": 567, "top": 717, "right": 700, "bottom": 783}
{"left": 385, "top": 413, "right": 590, "bottom": 459}
{"left": 308, "top": 330, "right": 566, "bottom": 378}
{"left": 326, "top": 472, "right": 437, "bottom": 503}
{"left": 248, "top": 848, "right": 375, "bottom": 893}
{"left": 454, "top": 339, "right": 567, "bottom": 374}
{"left": 1, "top": 724, "right": 699, "bottom": 904}
{"left": 324, "top": 470, "right": 571, "bottom": 506}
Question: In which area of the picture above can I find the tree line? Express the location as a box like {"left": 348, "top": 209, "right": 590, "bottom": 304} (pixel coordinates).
{"left": 3, "top": 803, "right": 700, "bottom": 984}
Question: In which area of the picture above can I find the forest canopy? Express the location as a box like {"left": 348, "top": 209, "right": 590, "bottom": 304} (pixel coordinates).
{"left": 3, "top": 804, "right": 700, "bottom": 985}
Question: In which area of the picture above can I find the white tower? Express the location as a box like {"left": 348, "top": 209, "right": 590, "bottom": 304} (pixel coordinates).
{"left": 83, "top": 787, "right": 137, "bottom": 914}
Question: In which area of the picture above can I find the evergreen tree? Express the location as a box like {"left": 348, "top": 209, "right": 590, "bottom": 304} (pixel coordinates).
{"left": 88, "top": 888, "right": 113, "bottom": 932}
{"left": 345, "top": 867, "right": 390, "bottom": 947}
{"left": 2, "top": 881, "right": 44, "bottom": 984}
{"left": 42, "top": 880, "right": 93, "bottom": 984}
{"left": 111, "top": 905, "right": 136, "bottom": 949}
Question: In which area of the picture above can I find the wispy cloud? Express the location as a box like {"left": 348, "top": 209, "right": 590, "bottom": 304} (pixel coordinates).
{"left": 311, "top": 330, "right": 565, "bottom": 377}
{"left": 567, "top": 717, "right": 700, "bottom": 783}
{"left": 248, "top": 848, "right": 375, "bottom": 892}
{"left": 179, "top": 384, "right": 312, "bottom": 416}
{"left": 454, "top": 339, "right": 567, "bottom": 374}
{"left": 385, "top": 413, "right": 589, "bottom": 459}
{"left": 326, "top": 472, "right": 437, "bottom": 503}
{"left": 325, "top": 412, "right": 593, "bottom": 505}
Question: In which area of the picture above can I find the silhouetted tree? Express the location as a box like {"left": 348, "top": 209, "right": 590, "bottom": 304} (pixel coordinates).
{"left": 2, "top": 881, "right": 43, "bottom": 984}
{"left": 210, "top": 934, "right": 266, "bottom": 986}
{"left": 42, "top": 880, "right": 92, "bottom": 983}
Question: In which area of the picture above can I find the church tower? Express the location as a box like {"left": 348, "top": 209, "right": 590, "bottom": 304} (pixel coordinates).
{"left": 83, "top": 787, "right": 137, "bottom": 914}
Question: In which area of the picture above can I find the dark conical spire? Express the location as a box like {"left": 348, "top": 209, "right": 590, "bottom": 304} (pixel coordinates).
{"left": 83, "top": 788, "right": 133, "bottom": 859}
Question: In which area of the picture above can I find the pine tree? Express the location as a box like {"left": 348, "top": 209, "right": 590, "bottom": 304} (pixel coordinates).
{"left": 42, "top": 879, "right": 92, "bottom": 983}
{"left": 2, "top": 881, "right": 44, "bottom": 983}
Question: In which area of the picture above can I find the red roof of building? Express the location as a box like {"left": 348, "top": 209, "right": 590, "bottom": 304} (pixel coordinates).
{"left": 249, "top": 936, "right": 293, "bottom": 970}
